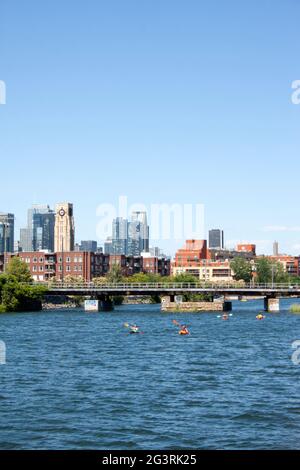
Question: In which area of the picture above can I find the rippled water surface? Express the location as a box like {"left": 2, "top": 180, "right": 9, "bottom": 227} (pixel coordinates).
{"left": 1, "top": 299, "right": 300, "bottom": 449}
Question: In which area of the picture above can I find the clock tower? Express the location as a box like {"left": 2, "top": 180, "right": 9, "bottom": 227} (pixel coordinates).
{"left": 54, "top": 202, "right": 75, "bottom": 252}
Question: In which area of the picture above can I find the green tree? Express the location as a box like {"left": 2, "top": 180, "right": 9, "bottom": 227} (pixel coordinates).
{"left": 107, "top": 264, "right": 124, "bottom": 283}
{"left": 256, "top": 258, "right": 272, "bottom": 284}
{"left": 1, "top": 279, "right": 46, "bottom": 312}
{"left": 5, "top": 257, "right": 33, "bottom": 283}
{"left": 173, "top": 273, "right": 199, "bottom": 284}
{"left": 0, "top": 259, "right": 46, "bottom": 312}
{"left": 230, "top": 257, "right": 252, "bottom": 283}
{"left": 274, "top": 262, "right": 289, "bottom": 283}
{"left": 255, "top": 258, "right": 289, "bottom": 284}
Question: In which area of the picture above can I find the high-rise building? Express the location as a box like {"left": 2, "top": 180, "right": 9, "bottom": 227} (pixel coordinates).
{"left": 32, "top": 210, "right": 55, "bottom": 251}
{"left": 127, "top": 211, "right": 149, "bottom": 256}
{"left": 54, "top": 203, "right": 75, "bottom": 252}
{"left": 20, "top": 228, "right": 32, "bottom": 252}
{"left": 112, "top": 217, "right": 128, "bottom": 255}
{"left": 0, "top": 213, "right": 14, "bottom": 253}
{"left": 209, "top": 229, "right": 224, "bottom": 250}
{"left": 104, "top": 237, "right": 114, "bottom": 255}
{"left": 20, "top": 205, "right": 55, "bottom": 252}
{"left": 80, "top": 240, "right": 97, "bottom": 252}
{"left": 273, "top": 241, "right": 279, "bottom": 256}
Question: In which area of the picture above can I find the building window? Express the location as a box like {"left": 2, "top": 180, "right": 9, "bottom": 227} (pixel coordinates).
{"left": 39, "top": 266, "right": 43, "bottom": 272}
{"left": 66, "top": 257, "right": 71, "bottom": 263}
{"left": 66, "top": 265, "right": 71, "bottom": 272}
{"left": 33, "top": 257, "right": 37, "bottom": 263}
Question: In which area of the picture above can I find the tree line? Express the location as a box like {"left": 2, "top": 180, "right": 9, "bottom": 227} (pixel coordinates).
{"left": 0, "top": 258, "right": 46, "bottom": 313}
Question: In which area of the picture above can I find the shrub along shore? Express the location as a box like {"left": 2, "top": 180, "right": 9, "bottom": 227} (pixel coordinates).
{"left": 0, "top": 258, "right": 46, "bottom": 313}
{"left": 1, "top": 258, "right": 300, "bottom": 313}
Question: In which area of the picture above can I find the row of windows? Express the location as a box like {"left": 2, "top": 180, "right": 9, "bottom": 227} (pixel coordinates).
{"left": 58, "top": 265, "right": 83, "bottom": 272}
{"left": 22, "top": 256, "right": 83, "bottom": 264}
{"left": 32, "top": 265, "right": 83, "bottom": 272}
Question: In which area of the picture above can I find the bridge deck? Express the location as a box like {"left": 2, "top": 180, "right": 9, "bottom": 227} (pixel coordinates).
{"left": 39, "top": 282, "right": 300, "bottom": 297}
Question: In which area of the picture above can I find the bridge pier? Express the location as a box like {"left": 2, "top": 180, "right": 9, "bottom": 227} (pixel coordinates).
{"left": 84, "top": 295, "right": 114, "bottom": 312}
{"left": 264, "top": 297, "right": 280, "bottom": 312}
{"left": 161, "top": 296, "right": 232, "bottom": 312}
{"left": 97, "top": 295, "right": 114, "bottom": 312}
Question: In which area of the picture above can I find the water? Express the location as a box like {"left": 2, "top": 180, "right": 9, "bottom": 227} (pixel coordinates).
{"left": 0, "top": 299, "right": 300, "bottom": 449}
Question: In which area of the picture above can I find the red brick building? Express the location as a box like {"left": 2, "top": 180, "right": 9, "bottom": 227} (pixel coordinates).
{"left": 236, "top": 244, "right": 256, "bottom": 255}
{"left": 173, "top": 240, "right": 208, "bottom": 268}
{"left": 269, "top": 255, "right": 300, "bottom": 277}
{"left": 1, "top": 251, "right": 170, "bottom": 281}
{"left": 109, "top": 254, "right": 170, "bottom": 276}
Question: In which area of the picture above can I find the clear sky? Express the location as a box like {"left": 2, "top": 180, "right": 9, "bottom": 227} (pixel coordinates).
{"left": 0, "top": 0, "right": 300, "bottom": 256}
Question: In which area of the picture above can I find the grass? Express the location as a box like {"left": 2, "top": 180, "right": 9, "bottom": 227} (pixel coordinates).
{"left": 290, "top": 304, "right": 300, "bottom": 314}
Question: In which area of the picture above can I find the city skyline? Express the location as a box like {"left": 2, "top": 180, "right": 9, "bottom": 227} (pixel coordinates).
{"left": 0, "top": 200, "right": 297, "bottom": 258}
{"left": 1, "top": 1, "right": 300, "bottom": 255}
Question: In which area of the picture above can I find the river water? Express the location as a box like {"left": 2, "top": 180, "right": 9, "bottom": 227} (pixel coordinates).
{"left": 0, "top": 299, "right": 300, "bottom": 449}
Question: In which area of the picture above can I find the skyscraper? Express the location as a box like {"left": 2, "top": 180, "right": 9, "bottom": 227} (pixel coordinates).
{"left": 32, "top": 210, "right": 55, "bottom": 251}
{"left": 80, "top": 240, "right": 97, "bottom": 252}
{"left": 0, "top": 213, "right": 14, "bottom": 253}
{"left": 209, "top": 229, "right": 224, "bottom": 250}
{"left": 54, "top": 203, "right": 75, "bottom": 252}
{"left": 20, "top": 205, "right": 55, "bottom": 252}
{"left": 273, "top": 241, "right": 279, "bottom": 256}
{"left": 127, "top": 211, "right": 149, "bottom": 256}
{"left": 104, "top": 237, "right": 114, "bottom": 255}
{"left": 20, "top": 228, "right": 32, "bottom": 252}
{"left": 112, "top": 217, "right": 128, "bottom": 255}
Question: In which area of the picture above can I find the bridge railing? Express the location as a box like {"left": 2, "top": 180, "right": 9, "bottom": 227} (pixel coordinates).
{"left": 35, "top": 281, "right": 300, "bottom": 290}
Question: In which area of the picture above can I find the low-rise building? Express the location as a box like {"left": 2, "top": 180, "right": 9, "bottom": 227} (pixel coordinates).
{"left": 268, "top": 255, "right": 300, "bottom": 277}
{"left": 174, "top": 240, "right": 208, "bottom": 268}
{"left": 1, "top": 251, "right": 170, "bottom": 281}
{"left": 236, "top": 244, "right": 256, "bottom": 255}
{"left": 172, "top": 261, "right": 233, "bottom": 282}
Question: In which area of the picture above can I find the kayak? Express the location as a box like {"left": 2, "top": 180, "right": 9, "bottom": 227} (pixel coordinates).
{"left": 256, "top": 315, "right": 265, "bottom": 320}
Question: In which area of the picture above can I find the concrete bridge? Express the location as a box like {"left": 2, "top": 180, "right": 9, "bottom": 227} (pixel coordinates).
{"left": 41, "top": 282, "right": 300, "bottom": 312}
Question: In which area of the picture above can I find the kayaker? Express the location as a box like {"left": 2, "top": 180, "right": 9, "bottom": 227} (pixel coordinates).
{"left": 179, "top": 325, "right": 189, "bottom": 335}
{"left": 222, "top": 313, "right": 229, "bottom": 320}
{"left": 256, "top": 313, "right": 265, "bottom": 320}
{"left": 130, "top": 324, "right": 139, "bottom": 334}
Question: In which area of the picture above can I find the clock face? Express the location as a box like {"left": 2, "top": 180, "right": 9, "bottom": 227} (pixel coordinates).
{"left": 59, "top": 208, "right": 66, "bottom": 217}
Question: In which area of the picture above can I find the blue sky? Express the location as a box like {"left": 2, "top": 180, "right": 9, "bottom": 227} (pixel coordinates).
{"left": 0, "top": 0, "right": 300, "bottom": 255}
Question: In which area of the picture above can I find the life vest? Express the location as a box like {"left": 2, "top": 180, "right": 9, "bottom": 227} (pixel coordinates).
{"left": 179, "top": 329, "right": 189, "bottom": 335}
